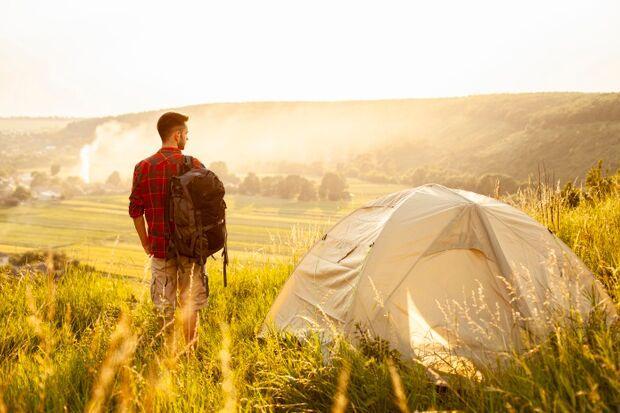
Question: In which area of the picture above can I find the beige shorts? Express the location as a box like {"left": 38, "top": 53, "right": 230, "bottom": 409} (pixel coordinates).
{"left": 150, "top": 255, "right": 209, "bottom": 313}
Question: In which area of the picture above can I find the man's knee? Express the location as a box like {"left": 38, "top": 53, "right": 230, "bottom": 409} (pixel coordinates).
{"left": 150, "top": 257, "right": 178, "bottom": 310}
{"left": 177, "top": 259, "right": 209, "bottom": 311}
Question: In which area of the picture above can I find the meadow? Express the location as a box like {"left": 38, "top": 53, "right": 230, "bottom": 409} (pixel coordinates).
{"left": 0, "top": 176, "right": 618, "bottom": 412}
{"left": 0, "top": 180, "right": 407, "bottom": 279}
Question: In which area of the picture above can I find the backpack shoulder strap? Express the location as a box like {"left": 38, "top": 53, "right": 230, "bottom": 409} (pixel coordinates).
{"left": 181, "top": 155, "right": 193, "bottom": 174}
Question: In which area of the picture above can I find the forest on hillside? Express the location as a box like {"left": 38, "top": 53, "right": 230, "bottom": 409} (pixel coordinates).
{"left": 343, "top": 93, "right": 620, "bottom": 189}
{"left": 1, "top": 93, "right": 618, "bottom": 190}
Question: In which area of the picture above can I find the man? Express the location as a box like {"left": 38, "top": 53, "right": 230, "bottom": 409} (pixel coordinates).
{"left": 129, "top": 111, "right": 208, "bottom": 349}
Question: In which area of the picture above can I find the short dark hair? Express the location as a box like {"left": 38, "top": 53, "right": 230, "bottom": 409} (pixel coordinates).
{"left": 157, "top": 112, "right": 189, "bottom": 140}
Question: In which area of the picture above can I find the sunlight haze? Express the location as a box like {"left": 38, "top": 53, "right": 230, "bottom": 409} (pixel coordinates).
{"left": 1, "top": 0, "right": 619, "bottom": 117}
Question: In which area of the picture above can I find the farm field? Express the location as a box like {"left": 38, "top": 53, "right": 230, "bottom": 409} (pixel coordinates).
{"left": 0, "top": 180, "right": 408, "bottom": 279}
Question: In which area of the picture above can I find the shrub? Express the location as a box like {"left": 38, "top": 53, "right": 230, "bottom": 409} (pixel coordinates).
{"left": 319, "top": 173, "right": 350, "bottom": 201}
{"left": 238, "top": 173, "right": 261, "bottom": 195}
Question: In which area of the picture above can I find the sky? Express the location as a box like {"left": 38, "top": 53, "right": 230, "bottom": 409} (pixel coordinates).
{"left": 1, "top": 0, "right": 619, "bottom": 117}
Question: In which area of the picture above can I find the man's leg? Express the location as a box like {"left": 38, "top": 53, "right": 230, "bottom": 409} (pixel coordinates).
{"left": 178, "top": 257, "right": 209, "bottom": 350}
{"left": 161, "top": 307, "right": 175, "bottom": 348}
{"left": 183, "top": 308, "right": 199, "bottom": 349}
{"left": 150, "top": 257, "right": 178, "bottom": 348}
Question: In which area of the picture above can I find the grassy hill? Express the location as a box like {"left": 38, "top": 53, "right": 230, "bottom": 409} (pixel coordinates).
{"left": 345, "top": 93, "right": 620, "bottom": 186}
{"left": 1, "top": 93, "right": 618, "bottom": 184}
{"left": 0, "top": 172, "right": 618, "bottom": 412}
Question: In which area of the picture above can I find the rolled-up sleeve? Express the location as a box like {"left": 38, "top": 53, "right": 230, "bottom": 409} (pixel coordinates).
{"left": 128, "top": 163, "right": 145, "bottom": 218}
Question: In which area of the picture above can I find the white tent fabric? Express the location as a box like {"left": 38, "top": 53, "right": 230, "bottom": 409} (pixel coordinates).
{"left": 262, "top": 184, "right": 616, "bottom": 366}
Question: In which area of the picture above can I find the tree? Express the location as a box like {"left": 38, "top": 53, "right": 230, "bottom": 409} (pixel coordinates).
{"left": 297, "top": 178, "right": 318, "bottom": 201}
{"left": 402, "top": 166, "right": 432, "bottom": 186}
{"left": 106, "top": 171, "right": 122, "bottom": 187}
{"left": 1, "top": 197, "right": 19, "bottom": 207}
{"left": 12, "top": 186, "right": 31, "bottom": 201}
{"left": 65, "top": 176, "right": 85, "bottom": 186}
{"left": 561, "top": 182, "right": 581, "bottom": 208}
{"left": 476, "top": 173, "right": 519, "bottom": 196}
{"left": 260, "top": 176, "right": 282, "bottom": 197}
{"left": 585, "top": 160, "right": 614, "bottom": 200}
{"left": 50, "top": 164, "right": 61, "bottom": 176}
{"left": 209, "top": 161, "right": 229, "bottom": 177}
{"left": 319, "top": 173, "right": 350, "bottom": 201}
{"left": 30, "top": 171, "right": 49, "bottom": 189}
{"left": 61, "top": 177, "right": 84, "bottom": 199}
{"left": 238, "top": 173, "right": 261, "bottom": 195}
{"left": 209, "top": 161, "right": 240, "bottom": 185}
{"left": 276, "top": 175, "right": 304, "bottom": 199}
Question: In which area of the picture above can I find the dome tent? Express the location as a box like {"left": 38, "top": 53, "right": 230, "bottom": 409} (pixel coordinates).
{"left": 262, "top": 184, "right": 616, "bottom": 367}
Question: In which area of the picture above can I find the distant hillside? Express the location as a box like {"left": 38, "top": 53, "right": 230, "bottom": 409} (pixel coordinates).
{"left": 344, "top": 93, "right": 620, "bottom": 186}
{"left": 1, "top": 93, "right": 618, "bottom": 184}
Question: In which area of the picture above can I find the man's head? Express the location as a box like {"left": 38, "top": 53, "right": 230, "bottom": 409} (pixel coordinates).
{"left": 157, "top": 112, "right": 189, "bottom": 150}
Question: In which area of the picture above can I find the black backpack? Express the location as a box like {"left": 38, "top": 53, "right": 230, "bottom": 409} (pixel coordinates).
{"left": 166, "top": 156, "right": 229, "bottom": 286}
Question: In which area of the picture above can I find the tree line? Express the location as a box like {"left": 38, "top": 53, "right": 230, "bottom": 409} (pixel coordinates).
{"left": 232, "top": 172, "right": 350, "bottom": 202}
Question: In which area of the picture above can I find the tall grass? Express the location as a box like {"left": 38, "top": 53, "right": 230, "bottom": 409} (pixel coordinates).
{"left": 511, "top": 168, "right": 620, "bottom": 301}
{"left": 0, "top": 177, "right": 618, "bottom": 412}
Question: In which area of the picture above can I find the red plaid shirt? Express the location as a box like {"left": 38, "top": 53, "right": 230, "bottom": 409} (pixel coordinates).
{"left": 129, "top": 147, "right": 205, "bottom": 258}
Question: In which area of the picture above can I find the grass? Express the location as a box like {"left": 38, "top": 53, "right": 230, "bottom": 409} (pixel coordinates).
{"left": 0, "top": 178, "right": 618, "bottom": 412}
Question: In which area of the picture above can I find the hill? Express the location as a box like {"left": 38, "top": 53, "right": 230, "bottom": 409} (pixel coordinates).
{"left": 1, "top": 93, "right": 618, "bottom": 184}
{"left": 344, "top": 93, "right": 620, "bottom": 186}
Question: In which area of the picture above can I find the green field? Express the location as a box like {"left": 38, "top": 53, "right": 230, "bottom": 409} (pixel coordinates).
{"left": 0, "top": 180, "right": 408, "bottom": 278}
{"left": 0, "top": 176, "right": 619, "bottom": 412}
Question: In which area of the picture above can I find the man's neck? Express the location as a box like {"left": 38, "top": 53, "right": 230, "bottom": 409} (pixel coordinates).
{"left": 161, "top": 142, "right": 179, "bottom": 150}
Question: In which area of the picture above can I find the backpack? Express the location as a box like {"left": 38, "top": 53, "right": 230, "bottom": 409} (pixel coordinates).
{"left": 166, "top": 156, "right": 229, "bottom": 286}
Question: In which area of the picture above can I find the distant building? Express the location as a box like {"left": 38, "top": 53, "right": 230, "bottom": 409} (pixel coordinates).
{"left": 34, "top": 190, "right": 62, "bottom": 201}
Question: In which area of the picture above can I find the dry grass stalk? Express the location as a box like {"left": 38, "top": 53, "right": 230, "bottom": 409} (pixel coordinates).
{"left": 85, "top": 312, "right": 137, "bottom": 413}
{"left": 0, "top": 391, "right": 7, "bottom": 413}
{"left": 219, "top": 323, "right": 237, "bottom": 413}
{"left": 116, "top": 364, "right": 135, "bottom": 413}
{"left": 387, "top": 357, "right": 410, "bottom": 413}
{"left": 330, "top": 361, "right": 351, "bottom": 413}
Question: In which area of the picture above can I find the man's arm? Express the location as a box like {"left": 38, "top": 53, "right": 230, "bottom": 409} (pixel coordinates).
{"left": 128, "top": 163, "right": 150, "bottom": 255}
{"left": 132, "top": 216, "right": 151, "bottom": 255}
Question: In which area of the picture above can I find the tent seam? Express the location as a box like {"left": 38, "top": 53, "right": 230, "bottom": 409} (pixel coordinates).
{"left": 346, "top": 188, "right": 422, "bottom": 332}
{"left": 355, "top": 188, "right": 466, "bottom": 326}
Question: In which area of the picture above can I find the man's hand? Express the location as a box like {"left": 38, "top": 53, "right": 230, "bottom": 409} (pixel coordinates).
{"left": 141, "top": 241, "right": 152, "bottom": 256}
{"left": 132, "top": 216, "right": 151, "bottom": 256}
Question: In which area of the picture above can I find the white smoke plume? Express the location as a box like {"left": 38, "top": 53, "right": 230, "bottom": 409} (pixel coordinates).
{"left": 71, "top": 101, "right": 416, "bottom": 183}
{"left": 77, "top": 121, "right": 153, "bottom": 183}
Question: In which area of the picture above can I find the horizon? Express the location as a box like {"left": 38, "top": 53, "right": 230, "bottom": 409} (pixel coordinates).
{"left": 2, "top": 90, "right": 619, "bottom": 120}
